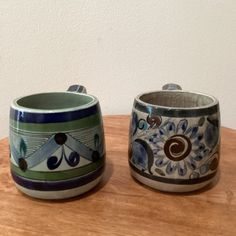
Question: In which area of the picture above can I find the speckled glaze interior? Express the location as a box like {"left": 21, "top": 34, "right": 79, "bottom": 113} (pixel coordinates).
{"left": 139, "top": 91, "right": 216, "bottom": 109}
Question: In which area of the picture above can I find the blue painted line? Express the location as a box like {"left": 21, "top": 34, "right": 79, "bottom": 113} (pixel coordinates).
{"left": 10, "top": 104, "right": 99, "bottom": 123}
{"left": 66, "top": 134, "right": 94, "bottom": 161}
{"left": 130, "top": 162, "right": 216, "bottom": 185}
{"left": 11, "top": 165, "right": 104, "bottom": 191}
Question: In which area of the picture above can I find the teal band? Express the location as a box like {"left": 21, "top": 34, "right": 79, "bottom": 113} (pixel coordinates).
{"left": 134, "top": 101, "right": 219, "bottom": 117}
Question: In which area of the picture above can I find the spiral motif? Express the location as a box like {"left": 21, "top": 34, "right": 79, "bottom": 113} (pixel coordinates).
{"left": 147, "top": 115, "right": 162, "bottom": 128}
{"left": 164, "top": 135, "right": 192, "bottom": 161}
{"left": 138, "top": 119, "right": 148, "bottom": 130}
{"left": 47, "top": 155, "right": 63, "bottom": 170}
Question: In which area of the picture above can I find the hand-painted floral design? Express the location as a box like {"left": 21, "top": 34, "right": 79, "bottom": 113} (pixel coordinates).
{"left": 10, "top": 130, "right": 103, "bottom": 172}
{"left": 145, "top": 119, "right": 214, "bottom": 177}
{"left": 47, "top": 133, "right": 80, "bottom": 170}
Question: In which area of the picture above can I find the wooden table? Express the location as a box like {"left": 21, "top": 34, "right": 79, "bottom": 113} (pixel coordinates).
{"left": 0, "top": 115, "right": 235, "bottom": 236}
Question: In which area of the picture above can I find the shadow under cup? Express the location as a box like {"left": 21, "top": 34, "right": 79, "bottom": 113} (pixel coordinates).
{"left": 9, "top": 92, "right": 105, "bottom": 199}
{"left": 129, "top": 90, "right": 220, "bottom": 192}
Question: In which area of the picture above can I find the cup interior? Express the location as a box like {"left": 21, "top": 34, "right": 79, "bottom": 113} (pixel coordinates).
{"left": 139, "top": 91, "right": 216, "bottom": 108}
{"left": 15, "top": 92, "right": 95, "bottom": 110}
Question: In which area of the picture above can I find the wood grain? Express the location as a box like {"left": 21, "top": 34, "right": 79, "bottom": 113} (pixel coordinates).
{"left": 0, "top": 115, "right": 235, "bottom": 236}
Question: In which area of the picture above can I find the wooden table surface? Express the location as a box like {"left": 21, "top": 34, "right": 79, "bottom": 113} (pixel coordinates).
{"left": 0, "top": 115, "right": 236, "bottom": 236}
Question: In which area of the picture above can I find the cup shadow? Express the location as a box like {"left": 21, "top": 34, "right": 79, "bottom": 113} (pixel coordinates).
{"left": 20, "top": 158, "right": 114, "bottom": 203}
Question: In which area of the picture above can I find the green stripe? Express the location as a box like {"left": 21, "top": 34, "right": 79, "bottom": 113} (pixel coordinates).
{"left": 10, "top": 113, "right": 101, "bottom": 132}
{"left": 11, "top": 156, "right": 105, "bottom": 181}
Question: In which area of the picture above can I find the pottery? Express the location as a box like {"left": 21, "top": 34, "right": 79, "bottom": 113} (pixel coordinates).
{"left": 9, "top": 85, "right": 105, "bottom": 199}
{"left": 128, "top": 84, "right": 220, "bottom": 192}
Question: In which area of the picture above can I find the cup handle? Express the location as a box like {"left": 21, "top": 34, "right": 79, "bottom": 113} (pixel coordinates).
{"left": 162, "top": 83, "right": 182, "bottom": 91}
{"left": 67, "top": 84, "right": 87, "bottom": 94}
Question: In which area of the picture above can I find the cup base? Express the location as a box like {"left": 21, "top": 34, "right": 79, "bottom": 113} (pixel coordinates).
{"left": 131, "top": 169, "right": 217, "bottom": 193}
{"left": 14, "top": 175, "right": 103, "bottom": 200}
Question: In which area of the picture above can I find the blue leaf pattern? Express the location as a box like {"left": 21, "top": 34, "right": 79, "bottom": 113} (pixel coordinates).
{"left": 20, "top": 139, "right": 27, "bottom": 157}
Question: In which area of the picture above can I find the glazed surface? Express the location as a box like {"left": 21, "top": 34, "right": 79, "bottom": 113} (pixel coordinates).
{"left": 9, "top": 103, "right": 105, "bottom": 198}
{"left": 129, "top": 99, "right": 220, "bottom": 191}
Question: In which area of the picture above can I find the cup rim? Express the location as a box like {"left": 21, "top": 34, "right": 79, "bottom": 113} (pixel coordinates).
{"left": 135, "top": 90, "right": 219, "bottom": 110}
{"left": 11, "top": 91, "right": 98, "bottom": 113}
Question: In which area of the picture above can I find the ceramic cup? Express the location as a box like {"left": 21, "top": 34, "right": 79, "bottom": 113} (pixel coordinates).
{"left": 9, "top": 85, "right": 105, "bottom": 199}
{"left": 128, "top": 84, "right": 220, "bottom": 192}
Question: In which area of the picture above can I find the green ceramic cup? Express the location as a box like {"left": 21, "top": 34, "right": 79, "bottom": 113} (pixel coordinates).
{"left": 129, "top": 84, "right": 220, "bottom": 192}
{"left": 9, "top": 85, "right": 105, "bottom": 199}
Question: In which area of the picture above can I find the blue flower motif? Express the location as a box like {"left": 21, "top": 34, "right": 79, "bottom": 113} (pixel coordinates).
{"left": 147, "top": 119, "right": 210, "bottom": 177}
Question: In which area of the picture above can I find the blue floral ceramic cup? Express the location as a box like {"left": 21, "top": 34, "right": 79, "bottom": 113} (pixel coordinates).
{"left": 9, "top": 85, "right": 105, "bottom": 199}
{"left": 129, "top": 84, "right": 220, "bottom": 192}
